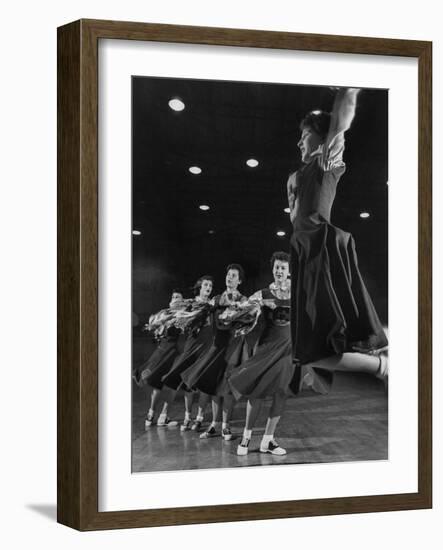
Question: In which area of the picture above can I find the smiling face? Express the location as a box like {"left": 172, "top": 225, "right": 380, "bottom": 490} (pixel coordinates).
{"left": 225, "top": 269, "right": 241, "bottom": 291}
{"left": 272, "top": 259, "right": 290, "bottom": 284}
{"left": 297, "top": 126, "right": 324, "bottom": 163}
{"left": 199, "top": 278, "right": 213, "bottom": 299}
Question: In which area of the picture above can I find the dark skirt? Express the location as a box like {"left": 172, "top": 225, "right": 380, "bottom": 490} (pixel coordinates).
{"left": 181, "top": 335, "right": 247, "bottom": 397}
{"left": 229, "top": 326, "right": 296, "bottom": 400}
{"left": 161, "top": 326, "right": 213, "bottom": 391}
{"left": 137, "top": 339, "right": 181, "bottom": 390}
{"left": 291, "top": 217, "right": 388, "bottom": 391}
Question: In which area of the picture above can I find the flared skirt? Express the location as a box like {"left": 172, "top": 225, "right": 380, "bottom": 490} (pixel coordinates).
{"left": 291, "top": 219, "right": 388, "bottom": 391}
{"left": 229, "top": 335, "right": 296, "bottom": 400}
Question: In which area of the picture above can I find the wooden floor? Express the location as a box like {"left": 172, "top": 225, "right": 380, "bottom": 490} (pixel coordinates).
{"left": 132, "top": 372, "right": 388, "bottom": 473}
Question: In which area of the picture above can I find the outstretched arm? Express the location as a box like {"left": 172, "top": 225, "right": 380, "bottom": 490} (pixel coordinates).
{"left": 319, "top": 88, "right": 360, "bottom": 170}
{"left": 327, "top": 88, "right": 360, "bottom": 143}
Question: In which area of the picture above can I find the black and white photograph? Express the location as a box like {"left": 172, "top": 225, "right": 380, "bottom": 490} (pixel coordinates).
{"left": 131, "top": 76, "right": 389, "bottom": 473}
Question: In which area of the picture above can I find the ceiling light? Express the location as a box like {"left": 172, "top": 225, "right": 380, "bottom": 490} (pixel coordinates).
{"left": 360, "top": 212, "right": 370, "bottom": 219}
{"left": 208, "top": 230, "right": 215, "bottom": 235}
{"left": 168, "top": 98, "right": 185, "bottom": 111}
{"left": 189, "top": 166, "right": 202, "bottom": 174}
{"left": 246, "top": 158, "right": 259, "bottom": 168}
{"left": 284, "top": 207, "right": 290, "bottom": 214}
{"left": 199, "top": 205, "right": 210, "bottom": 211}
{"left": 132, "top": 230, "right": 141, "bottom": 236}
{"left": 276, "top": 231, "right": 286, "bottom": 237}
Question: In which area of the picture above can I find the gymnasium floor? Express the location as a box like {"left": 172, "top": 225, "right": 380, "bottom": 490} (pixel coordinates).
{"left": 132, "top": 372, "right": 388, "bottom": 473}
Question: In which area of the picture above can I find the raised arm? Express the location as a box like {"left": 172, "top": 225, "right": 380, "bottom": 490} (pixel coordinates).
{"left": 326, "top": 88, "right": 360, "bottom": 143}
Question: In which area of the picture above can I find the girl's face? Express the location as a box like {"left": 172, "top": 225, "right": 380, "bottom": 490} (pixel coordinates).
{"left": 170, "top": 292, "right": 183, "bottom": 304}
{"left": 272, "top": 260, "right": 289, "bottom": 284}
{"left": 297, "top": 127, "right": 323, "bottom": 163}
{"left": 199, "top": 279, "right": 213, "bottom": 299}
{"left": 225, "top": 269, "right": 241, "bottom": 291}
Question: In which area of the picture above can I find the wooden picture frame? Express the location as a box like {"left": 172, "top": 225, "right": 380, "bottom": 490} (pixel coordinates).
{"left": 57, "top": 18, "right": 432, "bottom": 530}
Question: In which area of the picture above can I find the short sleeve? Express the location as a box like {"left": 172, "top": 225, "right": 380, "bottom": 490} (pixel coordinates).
{"left": 318, "top": 133, "right": 345, "bottom": 172}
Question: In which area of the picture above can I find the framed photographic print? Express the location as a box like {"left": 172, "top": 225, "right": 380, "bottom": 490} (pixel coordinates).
{"left": 57, "top": 19, "right": 432, "bottom": 530}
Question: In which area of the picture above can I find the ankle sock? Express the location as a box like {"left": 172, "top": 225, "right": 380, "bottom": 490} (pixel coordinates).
{"left": 243, "top": 429, "right": 252, "bottom": 439}
{"left": 261, "top": 435, "right": 273, "bottom": 447}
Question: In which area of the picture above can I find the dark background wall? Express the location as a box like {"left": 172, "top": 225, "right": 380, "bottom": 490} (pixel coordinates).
{"left": 132, "top": 77, "right": 388, "bottom": 325}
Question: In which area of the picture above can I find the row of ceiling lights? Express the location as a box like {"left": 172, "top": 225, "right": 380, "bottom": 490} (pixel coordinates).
{"left": 133, "top": 207, "right": 371, "bottom": 238}
{"left": 171, "top": 99, "right": 259, "bottom": 174}
{"left": 133, "top": 98, "right": 372, "bottom": 236}
{"left": 168, "top": 97, "right": 372, "bottom": 221}
{"left": 189, "top": 158, "right": 259, "bottom": 175}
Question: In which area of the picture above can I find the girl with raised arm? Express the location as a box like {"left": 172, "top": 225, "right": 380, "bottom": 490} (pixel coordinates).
{"left": 229, "top": 251, "right": 296, "bottom": 456}
{"left": 288, "top": 88, "right": 388, "bottom": 393}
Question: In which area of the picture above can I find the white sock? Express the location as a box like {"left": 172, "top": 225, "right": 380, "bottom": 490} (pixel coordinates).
{"left": 222, "top": 422, "right": 230, "bottom": 430}
{"left": 195, "top": 415, "right": 204, "bottom": 422}
{"left": 243, "top": 429, "right": 252, "bottom": 439}
{"left": 148, "top": 408, "right": 155, "bottom": 416}
{"left": 158, "top": 413, "right": 167, "bottom": 421}
{"left": 184, "top": 412, "right": 191, "bottom": 421}
{"left": 261, "top": 435, "right": 273, "bottom": 447}
{"left": 211, "top": 421, "right": 221, "bottom": 429}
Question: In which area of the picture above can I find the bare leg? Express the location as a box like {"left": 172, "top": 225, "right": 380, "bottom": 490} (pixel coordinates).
{"left": 145, "top": 387, "right": 161, "bottom": 428}
{"left": 222, "top": 394, "right": 235, "bottom": 425}
{"left": 268, "top": 392, "right": 287, "bottom": 423}
{"left": 237, "top": 398, "right": 262, "bottom": 455}
{"left": 244, "top": 399, "right": 262, "bottom": 432}
{"left": 184, "top": 392, "right": 194, "bottom": 417}
{"left": 157, "top": 387, "right": 179, "bottom": 427}
{"left": 149, "top": 388, "right": 161, "bottom": 413}
{"left": 212, "top": 397, "right": 222, "bottom": 423}
{"left": 197, "top": 392, "right": 209, "bottom": 419}
{"left": 191, "top": 392, "right": 208, "bottom": 432}
{"left": 221, "top": 394, "right": 235, "bottom": 441}
{"left": 260, "top": 392, "right": 287, "bottom": 455}
{"left": 180, "top": 392, "right": 194, "bottom": 431}
{"left": 306, "top": 352, "right": 384, "bottom": 376}
{"left": 159, "top": 386, "right": 177, "bottom": 416}
{"left": 200, "top": 397, "right": 221, "bottom": 438}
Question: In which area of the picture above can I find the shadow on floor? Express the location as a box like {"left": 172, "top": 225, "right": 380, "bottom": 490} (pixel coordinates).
{"left": 26, "top": 504, "right": 57, "bottom": 522}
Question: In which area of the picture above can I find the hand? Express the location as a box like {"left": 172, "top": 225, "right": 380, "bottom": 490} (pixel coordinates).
{"left": 262, "top": 299, "right": 277, "bottom": 310}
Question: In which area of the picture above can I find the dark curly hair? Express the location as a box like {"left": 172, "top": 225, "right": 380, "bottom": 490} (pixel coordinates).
{"left": 226, "top": 263, "right": 245, "bottom": 284}
{"left": 270, "top": 251, "right": 290, "bottom": 270}
{"left": 193, "top": 275, "right": 214, "bottom": 296}
{"left": 300, "top": 110, "right": 331, "bottom": 140}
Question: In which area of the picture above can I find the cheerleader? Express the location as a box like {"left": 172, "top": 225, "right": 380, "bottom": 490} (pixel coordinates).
{"left": 288, "top": 88, "right": 388, "bottom": 393}
{"left": 161, "top": 276, "right": 214, "bottom": 431}
{"left": 229, "top": 252, "right": 295, "bottom": 455}
{"left": 181, "top": 264, "right": 248, "bottom": 441}
{"left": 137, "top": 290, "right": 185, "bottom": 428}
